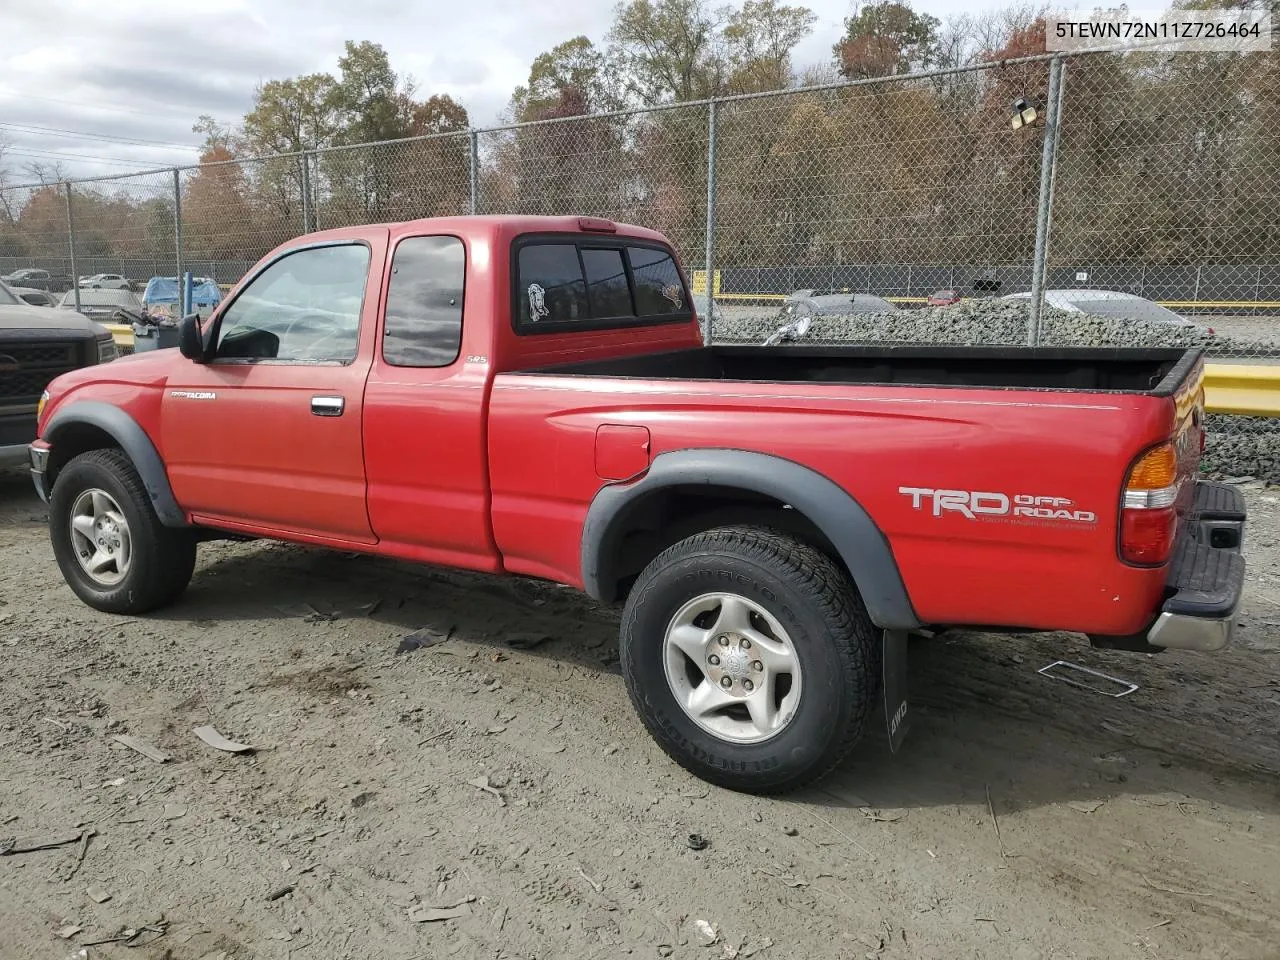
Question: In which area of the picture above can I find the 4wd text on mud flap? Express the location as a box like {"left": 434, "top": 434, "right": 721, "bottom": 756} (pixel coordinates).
{"left": 888, "top": 699, "right": 908, "bottom": 737}
{"left": 899, "top": 487, "right": 1097, "bottom": 523}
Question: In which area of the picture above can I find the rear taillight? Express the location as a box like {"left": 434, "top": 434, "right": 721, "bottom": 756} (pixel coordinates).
{"left": 1120, "top": 441, "right": 1180, "bottom": 565}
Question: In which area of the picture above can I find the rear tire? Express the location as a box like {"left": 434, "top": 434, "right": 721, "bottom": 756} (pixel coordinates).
{"left": 49, "top": 449, "right": 197, "bottom": 614}
{"left": 619, "top": 525, "right": 878, "bottom": 794}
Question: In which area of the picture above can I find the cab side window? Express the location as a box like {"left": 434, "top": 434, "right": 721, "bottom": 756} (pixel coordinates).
{"left": 215, "top": 244, "right": 370, "bottom": 362}
{"left": 382, "top": 236, "right": 466, "bottom": 367}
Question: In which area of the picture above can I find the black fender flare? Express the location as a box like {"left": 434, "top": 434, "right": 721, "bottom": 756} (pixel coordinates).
{"left": 580, "top": 448, "right": 920, "bottom": 630}
{"left": 44, "top": 400, "right": 188, "bottom": 528}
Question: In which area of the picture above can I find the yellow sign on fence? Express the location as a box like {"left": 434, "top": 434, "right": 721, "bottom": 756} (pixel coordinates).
{"left": 690, "top": 270, "right": 721, "bottom": 296}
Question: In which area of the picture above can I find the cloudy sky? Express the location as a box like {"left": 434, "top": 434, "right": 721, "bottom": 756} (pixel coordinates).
{"left": 0, "top": 0, "right": 989, "bottom": 184}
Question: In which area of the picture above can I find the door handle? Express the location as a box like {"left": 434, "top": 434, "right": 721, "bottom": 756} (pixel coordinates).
{"left": 311, "top": 395, "right": 344, "bottom": 417}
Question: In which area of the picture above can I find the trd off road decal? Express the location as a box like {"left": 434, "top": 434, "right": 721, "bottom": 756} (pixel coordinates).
{"left": 899, "top": 487, "right": 1097, "bottom": 524}
{"left": 527, "top": 283, "right": 549, "bottom": 321}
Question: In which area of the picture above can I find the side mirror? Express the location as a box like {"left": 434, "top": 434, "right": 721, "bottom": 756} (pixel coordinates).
{"left": 178, "top": 313, "right": 206, "bottom": 361}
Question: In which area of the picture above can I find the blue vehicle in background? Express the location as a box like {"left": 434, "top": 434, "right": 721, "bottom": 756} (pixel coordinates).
{"left": 141, "top": 275, "right": 222, "bottom": 320}
{"left": 125, "top": 275, "right": 225, "bottom": 352}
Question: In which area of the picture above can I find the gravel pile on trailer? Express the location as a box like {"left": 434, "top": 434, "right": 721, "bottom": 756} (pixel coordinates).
{"left": 713, "top": 301, "right": 1280, "bottom": 481}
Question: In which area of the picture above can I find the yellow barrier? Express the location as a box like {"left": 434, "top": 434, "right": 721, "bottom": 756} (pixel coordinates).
{"left": 103, "top": 322, "right": 134, "bottom": 351}
{"left": 1203, "top": 364, "right": 1280, "bottom": 417}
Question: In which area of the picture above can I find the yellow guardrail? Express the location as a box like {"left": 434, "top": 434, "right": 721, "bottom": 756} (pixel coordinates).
{"left": 1203, "top": 364, "right": 1280, "bottom": 417}
{"left": 103, "top": 322, "right": 134, "bottom": 351}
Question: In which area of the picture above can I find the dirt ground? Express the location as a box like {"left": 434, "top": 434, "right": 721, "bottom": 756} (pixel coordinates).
{"left": 2, "top": 466, "right": 1280, "bottom": 960}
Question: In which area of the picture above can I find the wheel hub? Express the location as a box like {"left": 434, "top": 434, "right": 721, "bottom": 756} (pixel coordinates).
{"left": 662, "top": 592, "right": 802, "bottom": 744}
{"left": 69, "top": 487, "right": 132, "bottom": 587}
{"left": 705, "top": 635, "right": 762, "bottom": 696}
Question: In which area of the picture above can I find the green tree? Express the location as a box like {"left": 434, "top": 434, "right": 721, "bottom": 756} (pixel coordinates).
{"left": 391, "top": 94, "right": 472, "bottom": 220}
{"left": 239, "top": 74, "right": 341, "bottom": 234}
{"left": 510, "top": 36, "right": 613, "bottom": 122}
{"left": 323, "top": 41, "right": 419, "bottom": 224}
{"left": 333, "top": 41, "right": 412, "bottom": 145}
{"left": 723, "top": 0, "right": 817, "bottom": 93}
{"left": 242, "top": 74, "right": 342, "bottom": 155}
{"left": 833, "top": 2, "right": 941, "bottom": 79}
{"left": 608, "top": 0, "right": 730, "bottom": 103}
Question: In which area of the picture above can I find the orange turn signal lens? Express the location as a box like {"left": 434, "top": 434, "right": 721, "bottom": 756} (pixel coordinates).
{"left": 1127, "top": 443, "right": 1176, "bottom": 491}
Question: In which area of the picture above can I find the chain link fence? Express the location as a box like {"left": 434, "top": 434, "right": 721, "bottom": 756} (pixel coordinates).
{"left": 1, "top": 48, "right": 1278, "bottom": 469}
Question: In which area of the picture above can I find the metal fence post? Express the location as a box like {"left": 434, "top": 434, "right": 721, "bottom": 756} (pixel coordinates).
{"left": 301, "top": 152, "right": 313, "bottom": 233}
{"left": 64, "top": 182, "right": 81, "bottom": 314}
{"left": 1027, "top": 55, "right": 1066, "bottom": 346}
{"left": 469, "top": 131, "right": 479, "bottom": 216}
{"left": 172, "top": 169, "right": 183, "bottom": 293}
{"left": 703, "top": 99, "right": 719, "bottom": 345}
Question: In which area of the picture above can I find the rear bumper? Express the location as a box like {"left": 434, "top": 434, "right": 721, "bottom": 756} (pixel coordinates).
{"left": 1144, "top": 481, "right": 1246, "bottom": 652}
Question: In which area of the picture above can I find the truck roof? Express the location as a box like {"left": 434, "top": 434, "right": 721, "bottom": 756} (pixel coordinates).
{"left": 296, "top": 214, "right": 671, "bottom": 246}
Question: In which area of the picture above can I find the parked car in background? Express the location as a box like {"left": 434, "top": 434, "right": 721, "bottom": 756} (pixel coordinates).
{"left": 1, "top": 281, "right": 56, "bottom": 308}
{"left": 58, "top": 287, "right": 146, "bottom": 323}
{"left": 781, "top": 289, "right": 898, "bottom": 319}
{"left": 78, "top": 273, "right": 133, "bottom": 291}
{"left": 927, "top": 289, "right": 961, "bottom": 306}
{"left": 2, "top": 268, "right": 74, "bottom": 293}
{"left": 0, "top": 282, "right": 117, "bottom": 467}
{"left": 1003, "top": 290, "right": 1212, "bottom": 332}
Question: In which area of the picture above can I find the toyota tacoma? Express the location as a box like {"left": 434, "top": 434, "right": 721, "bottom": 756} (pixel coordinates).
{"left": 26, "top": 215, "right": 1245, "bottom": 793}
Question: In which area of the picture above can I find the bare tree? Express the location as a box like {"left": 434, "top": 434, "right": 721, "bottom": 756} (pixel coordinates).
{"left": 22, "top": 160, "right": 70, "bottom": 185}
{"left": 0, "top": 131, "right": 15, "bottom": 221}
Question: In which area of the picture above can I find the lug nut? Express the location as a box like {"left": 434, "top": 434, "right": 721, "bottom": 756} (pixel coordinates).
{"left": 743, "top": 679, "right": 754, "bottom": 692}
{"left": 739, "top": 638, "right": 751, "bottom": 650}
{"left": 720, "top": 676, "right": 733, "bottom": 688}
{"left": 751, "top": 660, "right": 763, "bottom": 672}
{"left": 708, "top": 654, "right": 720, "bottom": 666}
{"left": 717, "top": 635, "right": 730, "bottom": 647}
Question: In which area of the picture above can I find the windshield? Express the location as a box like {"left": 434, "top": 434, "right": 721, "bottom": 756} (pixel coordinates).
{"left": 1068, "top": 297, "right": 1184, "bottom": 324}
{"left": 61, "top": 289, "right": 139, "bottom": 308}
{"left": 0, "top": 281, "right": 20, "bottom": 306}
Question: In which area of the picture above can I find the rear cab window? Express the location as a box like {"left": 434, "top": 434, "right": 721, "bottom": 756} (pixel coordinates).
{"left": 513, "top": 235, "right": 691, "bottom": 334}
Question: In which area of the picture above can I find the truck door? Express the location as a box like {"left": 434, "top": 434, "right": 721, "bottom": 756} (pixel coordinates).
{"left": 362, "top": 233, "right": 499, "bottom": 571}
{"left": 162, "top": 232, "right": 388, "bottom": 543}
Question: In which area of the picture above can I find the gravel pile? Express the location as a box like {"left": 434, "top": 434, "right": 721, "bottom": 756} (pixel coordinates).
{"left": 712, "top": 300, "right": 1280, "bottom": 482}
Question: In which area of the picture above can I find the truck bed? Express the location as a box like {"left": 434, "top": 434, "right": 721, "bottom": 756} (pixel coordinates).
{"left": 518, "top": 344, "right": 1200, "bottom": 395}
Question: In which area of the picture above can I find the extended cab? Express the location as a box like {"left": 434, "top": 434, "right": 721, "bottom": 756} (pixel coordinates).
{"left": 27, "top": 215, "right": 1246, "bottom": 793}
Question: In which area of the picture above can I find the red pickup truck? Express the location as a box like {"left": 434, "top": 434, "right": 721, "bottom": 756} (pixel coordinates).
{"left": 27, "top": 215, "right": 1246, "bottom": 793}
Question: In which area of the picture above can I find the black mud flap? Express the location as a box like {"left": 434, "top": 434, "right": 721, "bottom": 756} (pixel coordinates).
{"left": 882, "top": 629, "right": 910, "bottom": 753}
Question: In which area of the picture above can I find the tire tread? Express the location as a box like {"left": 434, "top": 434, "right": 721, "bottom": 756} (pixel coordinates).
{"left": 620, "top": 524, "right": 878, "bottom": 794}
{"left": 50, "top": 448, "right": 196, "bottom": 614}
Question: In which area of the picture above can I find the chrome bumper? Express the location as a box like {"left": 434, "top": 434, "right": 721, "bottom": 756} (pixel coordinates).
{"left": 0, "top": 443, "right": 31, "bottom": 468}
{"left": 1145, "top": 481, "right": 1245, "bottom": 653}
{"left": 29, "top": 442, "right": 50, "bottom": 503}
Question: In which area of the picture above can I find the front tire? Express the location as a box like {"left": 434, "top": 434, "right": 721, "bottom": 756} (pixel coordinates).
{"left": 49, "top": 449, "right": 197, "bottom": 614}
{"left": 619, "top": 525, "right": 878, "bottom": 794}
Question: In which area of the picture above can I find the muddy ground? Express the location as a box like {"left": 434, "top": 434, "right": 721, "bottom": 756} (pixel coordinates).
{"left": 2, "top": 466, "right": 1279, "bottom": 960}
